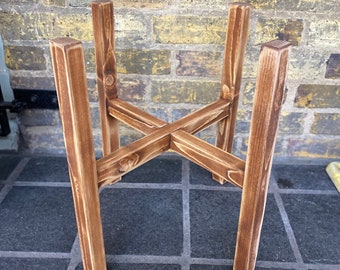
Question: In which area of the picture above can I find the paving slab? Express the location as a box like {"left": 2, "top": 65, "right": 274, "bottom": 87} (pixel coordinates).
{"left": 0, "top": 186, "right": 76, "bottom": 252}
{"left": 122, "top": 158, "right": 182, "bottom": 184}
{"left": 17, "top": 156, "right": 69, "bottom": 182}
{"left": 274, "top": 164, "right": 335, "bottom": 190}
{"left": 0, "top": 155, "right": 21, "bottom": 180}
{"left": 190, "top": 190, "right": 294, "bottom": 262}
{"left": 76, "top": 263, "right": 181, "bottom": 270}
{"left": 282, "top": 193, "right": 340, "bottom": 264}
{"left": 100, "top": 188, "right": 183, "bottom": 256}
{"left": 0, "top": 258, "right": 70, "bottom": 270}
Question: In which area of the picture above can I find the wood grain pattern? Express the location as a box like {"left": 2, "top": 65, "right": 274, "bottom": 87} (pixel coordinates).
{"left": 214, "top": 3, "right": 250, "bottom": 183}
{"left": 97, "top": 98, "right": 232, "bottom": 187}
{"left": 97, "top": 132, "right": 170, "bottom": 187}
{"left": 234, "top": 40, "right": 291, "bottom": 270}
{"left": 92, "top": 0, "right": 119, "bottom": 157}
{"left": 50, "top": 37, "right": 106, "bottom": 270}
{"left": 171, "top": 130, "right": 245, "bottom": 187}
{"left": 108, "top": 98, "right": 167, "bottom": 134}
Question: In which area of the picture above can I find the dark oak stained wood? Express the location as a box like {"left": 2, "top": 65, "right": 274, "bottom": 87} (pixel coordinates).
{"left": 50, "top": 1, "right": 291, "bottom": 269}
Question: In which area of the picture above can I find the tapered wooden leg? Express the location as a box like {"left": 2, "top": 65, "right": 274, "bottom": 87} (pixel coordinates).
{"left": 92, "top": 0, "right": 120, "bottom": 157}
{"left": 234, "top": 40, "right": 291, "bottom": 270}
{"left": 50, "top": 38, "right": 106, "bottom": 270}
{"left": 214, "top": 3, "right": 250, "bottom": 184}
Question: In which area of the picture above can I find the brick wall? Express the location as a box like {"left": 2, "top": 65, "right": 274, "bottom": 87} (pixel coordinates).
{"left": 1, "top": 0, "right": 339, "bottom": 159}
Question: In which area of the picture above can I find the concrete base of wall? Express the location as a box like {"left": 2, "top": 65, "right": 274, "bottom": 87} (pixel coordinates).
{"left": 0, "top": 119, "right": 19, "bottom": 152}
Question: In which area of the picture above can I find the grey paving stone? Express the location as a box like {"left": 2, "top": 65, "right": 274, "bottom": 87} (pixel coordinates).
{"left": 190, "top": 264, "right": 291, "bottom": 269}
{"left": 190, "top": 265, "right": 232, "bottom": 270}
{"left": 258, "top": 195, "right": 295, "bottom": 262}
{"left": 189, "top": 162, "right": 233, "bottom": 187}
{"left": 190, "top": 191, "right": 293, "bottom": 262}
{"left": 0, "top": 186, "right": 76, "bottom": 252}
{"left": 100, "top": 188, "right": 183, "bottom": 256}
{"left": 17, "top": 156, "right": 69, "bottom": 182}
{"left": 122, "top": 158, "right": 182, "bottom": 183}
{"left": 0, "top": 155, "right": 21, "bottom": 180}
{"left": 282, "top": 194, "right": 340, "bottom": 264}
{"left": 76, "top": 263, "right": 181, "bottom": 270}
{"left": 273, "top": 165, "right": 335, "bottom": 190}
{"left": 187, "top": 264, "right": 290, "bottom": 270}
{"left": 255, "top": 266, "right": 292, "bottom": 270}
{"left": 190, "top": 190, "right": 240, "bottom": 259}
{"left": 0, "top": 258, "right": 70, "bottom": 270}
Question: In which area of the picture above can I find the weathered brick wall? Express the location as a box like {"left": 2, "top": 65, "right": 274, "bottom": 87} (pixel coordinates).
{"left": 1, "top": 0, "right": 339, "bottom": 159}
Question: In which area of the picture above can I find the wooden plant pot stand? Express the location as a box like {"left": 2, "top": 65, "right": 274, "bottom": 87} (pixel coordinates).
{"left": 50, "top": 1, "right": 291, "bottom": 269}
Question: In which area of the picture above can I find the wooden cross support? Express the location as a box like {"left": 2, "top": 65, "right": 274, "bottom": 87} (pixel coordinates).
{"left": 50, "top": 1, "right": 291, "bottom": 269}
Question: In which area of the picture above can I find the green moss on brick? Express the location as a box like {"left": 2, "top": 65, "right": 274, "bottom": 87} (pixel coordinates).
{"left": 151, "top": 80, "right": 220, "bottom": 104}
{"left": 116, "top": 50, "right": 171, "bottom": 75}
{"left": 5, "top": 46, "right": 46, "bottom": 70}
{"left": 294, "top": 84, "right": 340, "bottom": 108}
{"left": 256, "top": 18, "right": 303, "bottom": 46}
{"left": 153, "top": 15, "right": 226, "bottom": 44}
{"left": 86, "top": 49, "right": 171, "bottom": 75}
{"left": 0, "top": 12, "right": 92, "bottom": 41}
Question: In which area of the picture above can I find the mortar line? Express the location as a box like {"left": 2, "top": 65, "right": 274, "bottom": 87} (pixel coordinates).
{"left": 0, "top": 157, "right": 30, "bottom": 205}
{"left": 105, "top": 254, "right": 183, "bottom": 264}
{"left": 181, "top": 159, "right": 191, "bottom": 270}
{"left": 13, "top": 181, "right": 71, "bottom": 188}
{"left": 189, "top": 184, "right": 241, "bottom": 192}
{"left": 272, "top": 180, "right": 306, "bottom": 268}
{"left": 0, "top": 251, "right": 70, "bottom": 259}
{"left": 278, "top": 188, "right": 338, "bottom": 195}
{"left": 67, "top": 235, "right": 82, "bottom": 270}
{"left": 190, "top": 257, "right": 229, "bottom": 265}
{"left": 255, "top": 260, "right": 304, "bottom": 269}
{"left": 103, "top": 182, "right": 183, "bottom": 190}
{"left": 305, "top": 263, "right": 340, "bottom": 270}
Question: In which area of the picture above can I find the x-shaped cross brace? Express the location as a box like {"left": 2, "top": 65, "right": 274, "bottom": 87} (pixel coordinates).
{"left": 96, "top": 95, "right": 245, "bottom": 188}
